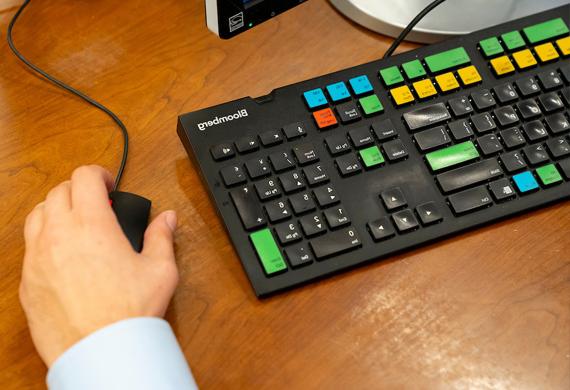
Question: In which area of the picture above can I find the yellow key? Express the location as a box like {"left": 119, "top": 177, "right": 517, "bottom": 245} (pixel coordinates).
{"left": 534, "top": 42, "right": 559, "bottom": 62}
{"left": 390, "top": 85, "right": 414, "bottom": 106}
{"left": 412, "top": 79, "right": 437, "bottom": 99}
{"left": 457, "top": 65, "right": 482, "bottom": 86}
{"left": 556, "top": 36, "right": 570, "bottom": 56}
{"left": 435, "top": 72, "right": 459, "bottom": 92}
{"left": 512, "top": 49, "right": 537, "bottom": 69}
{"left": 490, "top": 55, "right": 515, "bottom": 76}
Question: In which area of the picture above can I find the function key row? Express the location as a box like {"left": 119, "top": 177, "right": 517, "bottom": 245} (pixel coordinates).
{"left": 303, "top": 75, "right": 374, "bottom": 110}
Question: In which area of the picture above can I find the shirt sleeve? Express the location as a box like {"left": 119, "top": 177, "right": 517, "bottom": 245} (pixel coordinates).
{"left": 47, "top": 317, "right": 198, "bottom": 390}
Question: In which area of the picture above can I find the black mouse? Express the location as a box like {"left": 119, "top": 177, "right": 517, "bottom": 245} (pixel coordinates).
{"left": 109, "top": 191, "right": 151, "bottom": 252}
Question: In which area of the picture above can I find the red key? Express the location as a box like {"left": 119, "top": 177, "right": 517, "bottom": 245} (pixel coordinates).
{"left": 313, "top": 108, "right": 338, "bottom": 129}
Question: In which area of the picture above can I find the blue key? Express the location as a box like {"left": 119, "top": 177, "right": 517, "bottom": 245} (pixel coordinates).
{"left": 303, "top": 88, "right": 327, "bottom": 109}
{"left": 349, "top": 75, "right": 373, "bottom": 96}
{"left": 513, "top": 171, "right": 539, "bottom": 193}
{"left": 326, "top": 82, "right": 350, "bottom": 102}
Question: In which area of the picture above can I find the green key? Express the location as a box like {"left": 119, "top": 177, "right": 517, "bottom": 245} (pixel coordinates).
{"left": 379, "top": 66, "right": 404, "bottom": 86}
{"left": 501, "top": 30, "right": 525, "bottom": 51}
{"left": 426, "top": 141, "right": 479, "bottom": 171}
{"left": 424, "top": 47, "right": 470, "bottom": 73}
{"left": 359, "top": 94, "right": 383, "bottom": 116}
{"left": 536, "top": 164, "right": 562, "bottom": 186}
{"left": 250, "top": 228, "right": 287, "bottom": 275}
{"left": 359, "top": 146, "right": 385, "bottom": 168}
{"left": 479, "top": 37, "right": 504, "bottom": 57}
{"left": 402, "top": 59, "right": 426, "bottom": 80}
{"left": 523, "top": 18, "right": 569, "bottom": 44}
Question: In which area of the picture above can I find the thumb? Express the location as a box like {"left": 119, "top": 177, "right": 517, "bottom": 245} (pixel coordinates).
{"left": 141, "top": 210, "right": 177, "bottom": 262}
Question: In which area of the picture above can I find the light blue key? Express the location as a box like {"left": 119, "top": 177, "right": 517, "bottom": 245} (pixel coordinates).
{"left": 303, "top": 88, "right": 327, "bottom": 109}
{"left": 349, "top": 75, "right": 373, "bottom": 96}
{"left": 326, "top": 82, "right": 350, "bottom": 102}
{"left": 513, "top": 171, "right": 539, "bottom": 193}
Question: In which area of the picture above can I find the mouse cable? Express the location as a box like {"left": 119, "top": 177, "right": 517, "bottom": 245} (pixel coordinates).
{"left": 383, "top": 0, "right": 447, "bottom": 59}
{"left": 7, "top": 0, "right": 128, "bottom": 192}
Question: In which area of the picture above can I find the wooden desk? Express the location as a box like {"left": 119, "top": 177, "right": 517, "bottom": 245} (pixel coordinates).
{"left": 1, "top": 0, "right": 569, "bottom": 388}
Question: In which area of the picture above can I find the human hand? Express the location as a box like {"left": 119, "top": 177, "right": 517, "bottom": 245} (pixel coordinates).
{"left": 20, "top": 165, "right": 179, "bottom": 367}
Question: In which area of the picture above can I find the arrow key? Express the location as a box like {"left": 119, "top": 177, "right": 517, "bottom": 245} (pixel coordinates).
{"left": 265, "top": 200, "right": 292, "bottom": 223}
{"left": 380, "top": 187, "right": 407, "bottom": 210}
{"left": 416, "top": 201, "right": 443, "bottom": 225}
{"left": 314, "top": 185, "right": 339, "bottom": 207}
{"left": 299, "top": 213, "right": 327, "bottom": 237}
{"left": 392, "top": 209, "right": 419, "bottom": 233}
{"left": 367, "top": 217, "right": 396, "bottom": 241}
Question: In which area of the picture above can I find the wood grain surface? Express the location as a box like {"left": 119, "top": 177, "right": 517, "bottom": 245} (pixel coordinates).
{"left": 0, "top": 0, "right": 569, "bottom": 388}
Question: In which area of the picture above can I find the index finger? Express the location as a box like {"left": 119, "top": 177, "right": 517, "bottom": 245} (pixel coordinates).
{"left": 71, "top": 165, "right": 115, "bottom": 216}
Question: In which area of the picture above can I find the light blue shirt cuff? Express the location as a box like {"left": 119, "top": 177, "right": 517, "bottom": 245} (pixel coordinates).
{"left": 47, "top": 317, "right": 198, "bottom": 390}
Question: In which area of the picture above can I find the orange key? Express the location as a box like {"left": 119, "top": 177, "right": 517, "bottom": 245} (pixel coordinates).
{"left": 313, "top": 108, "right": 338, "bottom": 129}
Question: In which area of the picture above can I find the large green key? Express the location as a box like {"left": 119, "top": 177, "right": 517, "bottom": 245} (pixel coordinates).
{"left": 250, "top": 228, "right": 287, "bottom": 275}
{"left": 426, "top": 141, "right": 480, "bottom": 171}
{"left": 424, "top": 47, "right": 470, "bottom": 73}
{"left": 536, "top": 164, "right": 562, "bottom": 186}
{"left": 523, "top": 18, "right": 569, "bottom": 44}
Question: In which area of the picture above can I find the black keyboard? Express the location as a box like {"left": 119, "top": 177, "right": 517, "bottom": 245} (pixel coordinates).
{"left": 178, "top": 6, "right": 570, "bottom": 297}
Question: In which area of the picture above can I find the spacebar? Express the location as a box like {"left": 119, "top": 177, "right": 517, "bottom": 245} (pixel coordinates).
{"left": 310, "top": 227, "right": 362, "bottom": 259}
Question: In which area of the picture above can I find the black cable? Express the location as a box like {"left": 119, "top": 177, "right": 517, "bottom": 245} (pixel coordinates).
{"left": 7, "top": 0, "right": 128, "bottom": 192}
{"left": 383, "top": 0, "right": 447, "bottom": 58}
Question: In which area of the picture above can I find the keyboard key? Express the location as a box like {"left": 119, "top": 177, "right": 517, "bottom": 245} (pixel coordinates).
{"left": 275, "top": 222, "right": 302, "bottom": 245}
{"left": 259, "top": 129, "right": 283, "bottom": 146}
{"left": 515, "top": 77, "right": 540, "bottom": 97}
{"left": 457, "top": 65, "right": 482, "bottom": 86}
{"left": 282, "top": 122, "right": 307, "bottom": 140}
{"left": 448, "top": 96, "right": 474, "bottom": 117}
{"left": 372, "top": 118, "right": 398, "bottom": 140}
{"left": 523, "top": 17, "right": 569, "bottom": 44}
{"left": 336, "top": 154, "right": 362, "bottom": 176}
{"left": 534, "top": 42, "right": 559, "bottom": 63}
{"left": 536, "top": 164, "right": 563, "bottom": 186}
{"left": 557, "top": 36, "right": 570, "bottom": 56}
{"left": 313, "top": 108, "right": 338, "bottom": 129}
{"left": 537, "top": 70, "right": 563, "bottom": 90}
{"left": 279, "top": 171, "right": 305, "bottom": 193}
{"left": 493, "top": 83, "right": 518, "bottom": 104}
{"left": 512, "top": 171, "right": 539, "bottom": 193}
{"left": 349, "top": 126, "right": 374, "bottom": 148}
{"left": 303, "top": 164, "right": 329, "bottom": 186}
{"left": 448, "top": 186, "right": 492, "bottom": 214}
{"left": 235, "top": 135, "right": 259, "bottom": 153}
{"left": 489, "top": 178, "right": 516, "bottom": 201}
{"left": 517, "top": 99, "right": 541, "bottom": 120}
{"left": 493, "top": 106, "right": 519, "bottom": 127}
{"left": 324, "top": 206, "right": 351, "bottom": 229}
{"left": 230, "top": 186, "right": 266, "bottom": 230}
{"left": 314, "top": 185, "right": 339, "bottom": 207}
{"left": 500, "top": 127, "right": 526, "bottom": 149}
{"left": 250, "top": 228, "right": 287, "bottom": 275}
{"left": 414, "top": 126, "right": 451, "bottom": 152}
{"left": 359, "top": 145, "right": 385, "bottom": 168}
{"left": 299, "top": 213, "right": 326, "bottom": 237}
{"left": 558, "top": 158, "right": 570, "bottom": 179}
{"left": 471, "top": 112, "right": 496, "bottom": 133}
{"left": 470, "top": 89, "right": 496, "bottom": 110}
{"left": 477, "top": 134, "right": 503, "bottom": 156}
{"left": 245, "top": 157, "right": 271, "bottom": 179}
{"left": 524, "top": 144, "right": 549, "bottom": 166}
{"left": 379, "top": 66, "right": 404, "bottom": 86}
{"left": 255, "top": 178, "right": 282, "bottom": 200}
{"left": 403, "top": 102, "right": 451, "bottom": 130}
{"left": 416, "top": 201, "right": 443, "bottom": 225}
{"left": 560, "top": 87, "right": 570, "bottom": 106}
{"left": 426, "top": 141, "right": 480, "bottom": 171}
{"left": 402, "top": 59, "right": 427, "bottom": 80}
{"left": 436, "top": 158, "right": 503, "bottom": 193}
{"left": 413, "top": 79, "right": 438, "bottom": 99}
{"left": 359, "top": 94, "right": 384, "bottom": 116}
{"left": 349, "top": 75, "right": 373, "bottom": 96}
{"left": 380, "top": 187, "right": 406, "bottom": 210}
{"left": 448, "top": 119, "right": 474, "bottom": 141}
{"left": 546, "top": 138, "right": 570, "bottom": 158}
{"left": 367, "top": 217, "right": 396, "bottom": 241}
{"left": 265, "top": 199, "right": 292, "bottom": 223}
{"left": 293, "top": 143, "right": 319, "bottom": 165}
{"left": 289, "top": 192, "right": 316, "bottom": 214}
{"left": 325, "top": 133, "right": 351, "bottom": 156}
{"left": 310, "top": 227, "right": 361, "bottom": 260}
{"left": 522, "top": 120, "right": 548, "bottom": 142}
{"left": 537, "top": 92, "right": 564, "bottom": 113}
{"left": 561, "top": 67, "right": 570, "bottom": 84}
{"left": 392, "top": 209, "right": 419, "bottom": 232}
{"left": 211, "top": 142, "right": 235, "bottom": 160}
{"left": 501, "top": 151, "right": 527, "bottom": 173}
{"left": 501, "top": 30, "right": 525, "bottom": 51}
{"left": 220, "top": 165, "right": 247, "bottom": 186}
{"left": 269, "top": 151, "right": 295, "bottom": 172}
{"left": 285, "top": 244, "right": 314, "bottom": 268}
{"left": 326, "top": 81, "right": 350, "bottom": 102}
{"left": 425, "top": 47, "right": 470, "bottom": 73}
{"left": 545, "top": 113, "right": 570, "bottom": 134}
{"left": 490, "top": 55, "right": 515, "bottom": 76}
{"left": 303, "top": 88, "right": 327, "bottom": 109}
{"left": 390, "top": 85, "right": 414, "bottom": 106}
{"left": 336, "top": 101, "right": 362, "bottom": 123}
{"left": 512, "top": 49, "right": 537, "bottom": 70}
{"left": 435, "top": 72, "right": 460, "bottom": 92}
{"left": 479, "top": 37, "right": 503, "bottom": 57}
{"left": 383, "top": 139, "right": 408, "bottom": 161}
